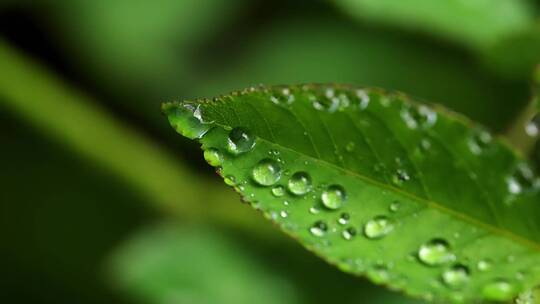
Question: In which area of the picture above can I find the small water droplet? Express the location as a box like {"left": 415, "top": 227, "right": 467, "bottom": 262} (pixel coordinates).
{"left": 342, "top": 227, "right": 357, "bottom": 240}
{"left": 310, "top": 220, "right": 328, "bottom": 237}
{"left": 477, "top": 259, "right": 492, "bottom": 271}
{"left": 364, "top": 216, "right": 394, "bottom": 239}
{"left": 506, "top": 163, "right": 538, "bottom": 196}
{"left": 270, "top": 87, "right": 295, "bottom": 105}
{"left": 389, "top": 201, "right": 401, "bottom": 212}
{"left": 309, "top": 206, "right": 321, "bottom": 214}
{"left": 224, "top": 175, "right": 236, "bottom": 186}
{"left": 420, "top": 138, "right": 431, "bottom": 151}
{"left": 468, "top": 130, "right": 492, "bottom": 155}
{"left": 227, "top": 127, "right": 255, "bottom": 154}
{"left": 442, "top": 264, "right": 470, "bottom": 289}
{"left": 288, "top": 172, "right": 312, "bottom": 195}
{"left": 525, "top": 114, "right": 540, "bottom": 137}
{"left": 345, "top": 141, "right": 356, "bottom": 152}
{"left": 368, "top": 264, "right": 390, "bottom": 284}
{"left": 400, "top": 104, "right": 437, "bottom": 129}
{"left": 418, "top": 239, "right": 455, "bottom": 266}
{"left": 280, "top": 210, "right": 288, "bottom": 218}
{"left": 311, "top": 89, "right": 339, "bottom": 112}
{"left": 482, "top": 280, "right": 515, "bottom": 301}
{"left": 392, "top": 169, "right": 410, "bottom": 186}
{"left": 203, "top": 148, "right": 223, "bottom": 167}
{"left": 271, "top": 185, "right": 285, "bottom": 197}
{"left": 356, "top": 89, "right": 370, "bottom": 110}
{"left": 338, "top": 213, "right": 350, "bottom": 225}
{"left": 321, "top": 185, "right": 346, "bottom": 210}
{"left": 252, "top": 158, "right": 282, "bottom": 186}
{"left": 167, "top": 104, "right": 213, "bottom": 139}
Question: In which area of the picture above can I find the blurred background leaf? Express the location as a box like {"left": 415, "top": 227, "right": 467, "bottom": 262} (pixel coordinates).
{"left": 1, "top": 0, "right": 540, "bottom": 303}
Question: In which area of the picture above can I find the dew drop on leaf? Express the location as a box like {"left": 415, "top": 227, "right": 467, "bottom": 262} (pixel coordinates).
{"left": 368, "top": 264, "right": 390, "bottom": 284}
{"left": 288, "top": 172, "right": 312, "bottom": 195}
{"left": 321, "top": 185, "right": 346, "bottom": 210}
{"left": 389, "top": 201, "right": 401, "bottom": 212}
{"left": 338, "top": 212, "right": 350, "bottom": 225}
{"left": 227, "top": 127, "right": 255, "bottom": 154}
{"left": 342, "top": 227, "right": 357, "bottom": 240}
{"left": 270, "top": 87, "right": 294, "bottom": 105}
{"left": 477, "top": 259, "right": 492, "bottom": 272}
{"left": 280, "top": 210, "right": 288, "bottom": 218}
{"left": 482, "top": 280, "right": 515, "bottom": 301}
{"left": 442, "top": 264, "right": 470, "bottom": 289}
{"left": 392, "top": 169, "right": 410, "bottom": 186}
{"left": 309, "top": 206, "right": 320, "bottom": 214}
{"left": 224, "top": 175, "right": 236, "bottom": 186}
{"left": 252, "top": 158, "right": 282, "bottom": 186}
{"left": 355, "top": 89, "right": 370, "bottom": 110}
{"left": 418, "top": 239, "right": 455, "bottom": 266}
{"left": 168, "top": 104, "right": 212, "bottom": 139}
{"left": 203, "top": 148, "right": 223, "bottom": 167}
{"left": 271, "top": 185, "right": 285, "bottom": 197}
{"left": 309, "top": 220, "right": 328, "bottom": 237}
{"left": 468, "top": 129, "right": 492, "bottom": 155}
{"left": 364, "top": 216, "right": 394, "bottom": 239}
{"left": 400, "top": 104, "right": 437, "bottom": 129}
{"left": 525, "top": 114, "right": 540, "bottom": 137}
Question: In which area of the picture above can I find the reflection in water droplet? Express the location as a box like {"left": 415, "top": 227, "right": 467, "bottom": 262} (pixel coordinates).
{"left": 389, "top": 201, "right": 401, "bottom": 212}
{"left": 418, "top": 239, "right": 455, "bottom": 266}
{"left": 227, "top": 127, "right": 255, "bottom": 154}
{"left": 288, "top": 172, "right": 312, "bottom": 195}
{"left": 203, "top": 148, "right": 223, "bottom": 167}
{"left": 442, "top": 265, "right": 470, "bottom": 288}
{"left": 321, "top": 185, "right": 346, "bottom": 210}
{"left": 364, "top": 216, "right": 394, "bottom": 239}
{"left": 482, "top": 280, "right": 515, "bottom": 301}
{"left": 477, "top": 259, "right": 492, "bottom": 272}
{"left": 167, "top": 104, "right": 213, "bottom": 139}
{"left": 468, "top": 130, "right": 492, "bottom": 155}
{"left": 271, "top": 185, "right": 285, "bottom": 197}
{"left": 338, "top": 213, "right": 350, "bottom": 225}
{"left": 252, "top": 159, "right": 282, "bottom": 186}
{"left": 342, "top": 227, "right": 357, "bottom": 240}
{"left": 310, "top": 220, "right": 328, "bottom": 237}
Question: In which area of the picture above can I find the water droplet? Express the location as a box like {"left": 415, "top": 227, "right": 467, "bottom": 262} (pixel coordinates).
{"left": 203, "top": 148, "right": 223, "bottom": 167}
{"left": 271, "top": 185, "right": 285, "bottom": 197}
{"left": 356, "top": 89, "right": 370, "bottom": 110}
{"left": 477, "top": 259, "right": 492, "bottom": 271}
{"left": 321, "top": 185, "right": 346, "bottom": 210}
{"left": 368, "top": 264, "right": 390, "bottom": 284}
{"left": 309, "top": 206, "right": 320, "bottom": 214}
{"left": 418, "top": 239, "right": 455, "bottom": 266}
{"left": 392, "top": 169, "right": 410, "bottom": 186}
{"left": 270, "top": 87, "right": 295, "bottom": 105}
{"left": 342, "top": 227, "right": 357, "bottom": 240}
{"left": 506, "top": 163, "right": 538, "bottom": 195}
{"left": 389, "top": 201, "right": 401, "bottom": 212}
{"left": 310, "top": 220, "right": 328, "bottom": 237}
{"left": 364, "top": 216, "right": 394, "bottom": 239}
{"left": 288, "top": 172, "right": 312, "bottom": 195}
{"left": 280, "top": 210, "right": 288, "bottom": 218}
{"left": 227, "top": 127, "right": 255, "bottom": 154}
{"left": 400, "top": 104, "right": 437, "bottom": 129}
{"left": 224, "top": 175, "right": 236, "bottom": 186}
{"left": 345, "top": 141, "right": 356, "bottom": 152}
{"left": 482, "top": 280, "right": 515, "bottom": 301}
{"left": 167, "top": 104, "right": 213, "bottom": 139}
{"left": 338, "top": 213, "right": 350, "bottom": 225}
{"left": 442, "top": 265, "right": 470, "bottom": 289}
{"left": 311, "top": 90, "right": 339, "bottom": 112}
{"left": 252, "top": 158, "right": 281, "bottom": 186}
{"left": 468, "top": 129, "right": 492, "bottom": 155}
{"left": 525, "top": 114, "right": 540, "bottom": 137}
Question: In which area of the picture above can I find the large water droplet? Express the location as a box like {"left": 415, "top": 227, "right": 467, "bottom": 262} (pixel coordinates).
{"left": 227, "top": 127, "right": 255, "bottom": 154}
{"left": 364, "top": 216, "right": 394, "bottom": 239}
{"left": 442, "top": 265, "right": 469, "bottom": 289}
{"left": 167, "top": 104, "right": 212, "bottom": 139}
{"left": 321, "top": 185, "right": 346, "bottom": 210}
{"left": 482, "top": 280, "right": 515, "bottom": 301}
{"left": 252, "top": 159, "right": 281, "bottom": 186}
{"left": 203, "top": 148, "right": 223, "bottom": 167}
{"left": 271, "top": 185, "right": 285, "bottom": 197}
{"left": 418, "top": 239, "right": 455, "bottom": 266}
{"left": 310, "top": 220, "right": 328, "bottom": 237}
{"left": 288, "top": 172, "right": 312, "bottom": 195}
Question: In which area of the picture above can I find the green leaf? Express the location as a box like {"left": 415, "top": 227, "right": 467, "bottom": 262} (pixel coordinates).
{"left": 334, "top": 0, "right": 536, "bottom": 50}
{"left": 164, "top": 84, "right": 540, "bottom": 303}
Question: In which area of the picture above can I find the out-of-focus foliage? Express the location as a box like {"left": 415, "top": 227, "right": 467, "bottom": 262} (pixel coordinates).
{"left": 1, "top": 0, "right": 540, "bottom": 303}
